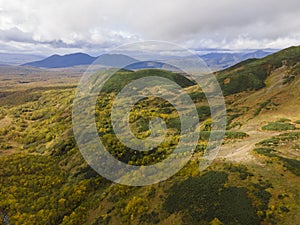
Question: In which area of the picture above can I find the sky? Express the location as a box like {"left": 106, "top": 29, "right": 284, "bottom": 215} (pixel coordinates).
{"left": 0, "top": 0, "right": 300, "bottom": 56}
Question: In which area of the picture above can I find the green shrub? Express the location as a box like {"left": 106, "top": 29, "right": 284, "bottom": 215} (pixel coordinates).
{"left": 164, "top": 171, "right": 260, "bottom": 225}
{"left": 139, "top": 211, "right": 160, "bottom": 224}
{"left": 276, "top": 118, "right": 291, "bottom": 123}
{"left": 167, "top": 117, "right": 181, "bottom": 130}
{"left": 259, "top": 132, "right": 300, "bottom": 147}
{"left": 282, "top": 75, "right": 295, "bottom": 85}
{"left": 227, "top": 114, "right": 240, "bottom": 125}
{"left": 225, "top": 164, "right": 254, "bottom": 180}
{"left": 258, "top": 138, "right": 280, "bottom": 147}
{"left": 253, "top": 148, "right": 277, "bottom": 157}
{"left": 262, "top": 122, "right": 296, "bottom": 131}
{"left": 254, "top": 145, "right": 300, "bottom": 176}
{"left": 225, "top": 131, "right": 248, "bottom": 139}
{"left": 0, "top": 143, "right": 12, "bottom": 150}
{"left": 280, "top": 206, "right": 290, "bottom": 213}
{"left": 254, "top": 99, "right": 273, "bottom": 117}
{"left": 196, "top": 105, "right": 211, "bottom": 120}
{"left": 279, "top": 157, "right": 300, "bottom": 176}
{"left": 50, "top": 136, "right": 76, "bottom": 156}
{"left": 189, "top": 91, "right": 205, "bottom": 102}
{"left": 199, "top": 131, "right": 248, "bottom": 140}
{"left": 228, "top": 121, "right": 243, "bottom": 129}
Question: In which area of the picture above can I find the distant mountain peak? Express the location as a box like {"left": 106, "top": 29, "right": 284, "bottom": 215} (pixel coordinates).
{"left": 200, "top": 50, "right": 274, "bottom": 70}
{"left": 22, "top": 52, "right": 138, "bottom": 68}
{"left": 22, "top": 52, "right": 96, "bottom": 68}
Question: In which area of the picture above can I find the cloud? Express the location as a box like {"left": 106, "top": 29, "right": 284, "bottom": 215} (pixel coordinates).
{"left": 0, "top": 0, "right": 300, "bottom": 54}
{"left": 0, "top": 27, "right": 33, "bottom": 43}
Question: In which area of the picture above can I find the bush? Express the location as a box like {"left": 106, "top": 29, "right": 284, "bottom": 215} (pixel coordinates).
{"left": 0, "top": 143, "right": 12, "bottom": 150}
{"left": 280, "top": 206, "right": 290, "bottom": 213}
{"left": 254, "top": 99, "right": 272, "bottom": 117}
{"left": 253, "top": 148, "right": 277, "bottom": 157}
{"left": 228, "top": 121, "right": 243, "bottom": 129}
{"left": 262, "top": 122, "right": 296, "bottom": 131}
{"left": 164, "top": 171, "right": 260, "bottom": 225}
{"left": 225, "top": 164, "right": 254, "bottom": 180}
{"left": 167, "top": 117, "right": 181, "bottom": 130}
{"left": 50, "top": 136, "right": 75, "bottom": 156}
{"left": 227, "top": 114, "right": 240, "bottom": 125}
{"left": 199, "top": 131, "right": 248, "bottom": 141}
{"left": 282, "top": 75, "right": 295, "bottom": 85}
{"left": 276, "top": 118, "right": 291, "bottom": 123}
{"left": 279, "top": 157, "right": 300, "bottom": 176}
{"left": 258, "top": 132, "right": 300, "bottom": 147}
{"left": 189, "top": 91, "right": 205, "bottom": 102}
{"left": 225, "top": 131, "right": 248, "bottom": 139}
{"left": 196, "top": 106, "right": 211, "bottom": 120}
{"left": 258, "top": 138, "right": 279, "bottom": 147}
{"left": 254, "top": 145, "right": 300, "bottom": 176}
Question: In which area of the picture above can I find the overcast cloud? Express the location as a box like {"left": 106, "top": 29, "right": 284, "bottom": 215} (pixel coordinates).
{"left": 0, "top": 0, "right": 300, "bottom": 55}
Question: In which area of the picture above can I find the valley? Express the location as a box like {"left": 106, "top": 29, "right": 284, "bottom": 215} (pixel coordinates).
{"left": 0, "top": 46, "right": 299, "bottom": 224}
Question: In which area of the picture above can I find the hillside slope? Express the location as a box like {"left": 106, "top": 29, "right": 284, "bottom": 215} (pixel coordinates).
{"left": 219, "top": 45, "right": 300, "bottom": 160}
{"left": 216, "top": 46, "right": 300, "bottom": 95}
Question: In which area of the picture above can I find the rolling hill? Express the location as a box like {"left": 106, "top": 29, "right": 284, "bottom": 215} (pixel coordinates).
{"left": 0, "top": 45, "right": 300, "bottom": 224}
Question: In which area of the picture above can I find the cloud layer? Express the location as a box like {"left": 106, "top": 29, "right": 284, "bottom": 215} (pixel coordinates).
{"left": 0, "top": 0, "right": 300, "bottom": 54}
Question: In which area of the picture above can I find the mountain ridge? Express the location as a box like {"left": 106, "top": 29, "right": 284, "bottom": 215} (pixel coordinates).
{"left": 22, "top": 52, "right": 96, "bottom": 68}
{"left": 21, "top": 50, "right": 275, "bottom": 69}
{"left": 216, "top": 45, "right": 300, "bottom": 95}
{"left": 201, "top": 50, "right": 273, "bottom": 70}
{"left": 22, "top": 53, "right": 138, "bottom": 68}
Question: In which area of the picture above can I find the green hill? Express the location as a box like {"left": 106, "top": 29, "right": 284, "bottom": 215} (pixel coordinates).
{"left": 216, "top": 46, "right": 300, "bottom": 95}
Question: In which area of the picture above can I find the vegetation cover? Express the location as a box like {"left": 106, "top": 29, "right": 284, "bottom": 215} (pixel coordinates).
{"left": 1, "top": 46, "right": 300, "bottom": 224}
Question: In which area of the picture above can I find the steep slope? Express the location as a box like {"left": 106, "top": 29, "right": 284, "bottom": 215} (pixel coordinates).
{"left": 216, "top": 46, "right": 300, "bottom": 95}
{"left": 220, "top": 45, "right": 300, "bottom": 155}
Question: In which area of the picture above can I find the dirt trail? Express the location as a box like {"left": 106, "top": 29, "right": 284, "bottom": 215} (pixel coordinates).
{"left": 218, "top": 128, "right": 282, "bottom": 162}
